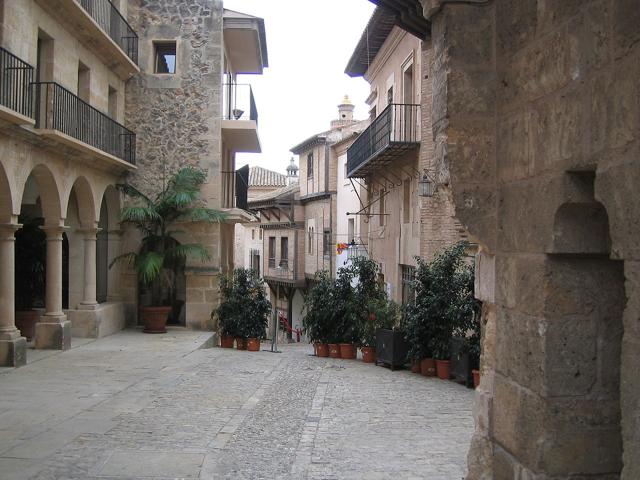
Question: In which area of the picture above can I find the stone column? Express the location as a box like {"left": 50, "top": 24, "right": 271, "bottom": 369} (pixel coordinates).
{"left": 0, "top": 223, "right": 26, "bottom": 367}
{"left": 79, "top": 227, "right": 99, "bottom": 309}
{"left": 106, "top": 229, "right": 123, "bottom": 302}
{"left": 36, "top": 225, "right": 71, "bottom": 350}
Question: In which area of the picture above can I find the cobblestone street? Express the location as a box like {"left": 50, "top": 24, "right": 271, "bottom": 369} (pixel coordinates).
{"left": 0, "top": 330, "right": 474, "bottom": 479}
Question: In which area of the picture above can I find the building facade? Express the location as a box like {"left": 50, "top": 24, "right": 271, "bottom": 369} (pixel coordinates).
{"left": 0, "top": 0, "right": 267, "bottom": 367}
{"left": 345, "top": 7, "right": 469, "bottom": 305}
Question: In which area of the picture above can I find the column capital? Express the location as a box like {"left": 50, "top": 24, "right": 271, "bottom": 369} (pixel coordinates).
{"left": 40, "top": 225, "right": 69, "bottom": 239}
{"left": 77, "top": 227, "right": 101, "bottom": 238}
{"left": 0, "top": 223, "right": 21, "bottom": 240}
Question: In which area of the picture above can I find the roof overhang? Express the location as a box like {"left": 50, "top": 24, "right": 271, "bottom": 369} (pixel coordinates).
{"left": 290, "top": 134, "right": 327, "bottom": 155}
{"left": 223, "top": 9, "right": 269, "bottom": 74}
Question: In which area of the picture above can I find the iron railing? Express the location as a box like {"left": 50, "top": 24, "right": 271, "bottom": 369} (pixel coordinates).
{"left": 79, "top": 0, "right": 138, "bottom": 64}
{"left": 0, "top": 47, "right": 34, "bottom": 118}
{"left": 32, "top": 82, "right": 136, "bottom": 165}
{"left": 223, "top": 83, "right": 258, "bottom": 124}
{"left": 347, "top": 103, "right": 420, "bottom": 177}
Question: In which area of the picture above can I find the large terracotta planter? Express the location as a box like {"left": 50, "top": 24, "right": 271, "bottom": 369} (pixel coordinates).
{"left": 220, "top": 335, "right": 234, "bottom": 348}
{"left": 420, "top": 358, "right": 437, "bottom": 377}
{"left": 436, "top": 359, "right": 451, "bottom": 380}
{"left": 247, "top": 338, "right": 260, "bottom": 351}
{"left": 15, "top": 310, "right": 39, "bottom": 340}
{"left": 361, "top": 346, "right": 376, "bottom": 363}
{"left": 316, "top": 343, "right": 329, "bottom": 357}
{"left": 329, "top": 343, "right": 340, "bottom": 358}
{"left": 141, "top": 306, "right": 170, "bottom": 334}
{"left": 236, "top": 338, "right": 247, "bottom": 350}
{"left": 472, "top": 369, "right": 480, "bottom": 388}
{"left": 339, "top": 343, "right": 357, "bottom": 359}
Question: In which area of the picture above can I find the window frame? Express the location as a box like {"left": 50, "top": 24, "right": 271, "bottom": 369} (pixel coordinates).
{"left": 268, "top": 236, "right": 276, "bottom": 268}
{"left": 153, "top": 41, "right": 177, "bottom": 75}
{"left": 323, "top": 230, "right": 331, "bottom": 258}
{"left": 307, "top": 152, "right": 314, "bottom": 179}
{"left": 280, "top": 237, "right": 289, "bottom": 269}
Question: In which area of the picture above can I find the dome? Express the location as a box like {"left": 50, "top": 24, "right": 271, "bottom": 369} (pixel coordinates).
{"left": 286, "top": 157, "right": 298, "bottom": 173}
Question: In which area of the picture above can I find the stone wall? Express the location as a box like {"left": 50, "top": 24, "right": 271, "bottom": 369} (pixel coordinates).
{"left": 421, "top": 0, "right": 640, "bottom": 478}
{"left": 124, "top": 0, "right": 225, "bottom": 329}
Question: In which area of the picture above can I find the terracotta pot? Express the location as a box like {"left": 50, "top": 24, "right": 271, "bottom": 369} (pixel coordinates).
{"left": 420, "top": 358, "right": 437, "bottom": 377}
{"left": 329, "top": 343, "right": 340, "bottom": 358}
{"left": 247, "top": 338, "right": 260, "bottom": 351}
{"left": 436, "top": 359, "right": 451, "bottom": 380}
{"left": 339, "top": 343, "right": 357, "bottom": 359}
{"left": 361, "top": 346, "right": 376, "bottom": 363}
{"left": 316, "top": 343, "right": 329, "bottom": 357}
{"left": 140, "top": 306, "right": 170, "bottom": 334}
{"left": 220, "top": 335, "right": 234, "bottom": 348}
{"left": 236, "top": 337, "right": 247, "bottom": 350}
{"left": 15, "top": 310, "right": 39, "bottom": 341}
{"left": 472, "top": 369, "right": 480, "bottom": 388}
{"left": 410, "top": 362, "right": 421, "bottom": 373}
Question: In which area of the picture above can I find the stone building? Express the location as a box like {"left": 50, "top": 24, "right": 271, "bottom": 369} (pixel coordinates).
{"left": 345, "top": 7, "right": 469, "bottom": 305}
{"left": 290, "top": 96, "right": 368, "bottom": 282}
{"left": 234, "top": 165, "right": 287, "bottom": 275}
{"left": 123, "top": 1, "right": 268, "bottom": 330}
{"left": 371, "top": 0, "right": 640, "bottom": 478}
{"left": 0, "top": 0, "right": 268, "bottom": 367}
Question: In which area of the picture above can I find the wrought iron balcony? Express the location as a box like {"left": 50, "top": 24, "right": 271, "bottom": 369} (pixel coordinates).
{"left": 223, "top": 83, "right": 258, "bottom": 124}
{"left": 0, "top": 47, "right": 34, "bottom": 120}
{"left": 32, "top": 82, "right": 136, "bottom": 165}
{"left": 347, "top": 103, "right": 420, "bottom": 178}
{"left": 79, "top": 0, "right": 138, "bottom": 64}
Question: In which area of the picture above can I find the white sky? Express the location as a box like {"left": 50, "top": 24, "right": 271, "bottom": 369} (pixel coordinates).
{"left": 223, "top": 0, "right": 376, "bottom": 175}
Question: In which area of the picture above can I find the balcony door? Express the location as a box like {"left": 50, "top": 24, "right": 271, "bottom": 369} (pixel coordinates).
{"left": 402, "top": 59, "right": 415, "bottom": 142}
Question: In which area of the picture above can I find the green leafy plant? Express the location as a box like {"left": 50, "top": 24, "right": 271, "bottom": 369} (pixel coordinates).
{"left": 302, "top": 271, "right": 336, "bottom": 344}
{"left": 217, "top": 268, "right": 271, "bottom": 339}
{"left": 111, "top": 167, "right": 225, "bottom": 306}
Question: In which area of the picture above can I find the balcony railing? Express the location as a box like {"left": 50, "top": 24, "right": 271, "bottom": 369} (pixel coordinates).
{"left": 0, "top": 47, "right": 34, "bottom": 118}
{"left": 223, "top": 83, "right": 258, "bottom": 125}
{"left": 32, "top": 82, "right": 136, "bottom": 165}
{"left": 347, "top": 103, "right": 420, "bottom": 178}
{"left": 79, "top": 0, "right": 138, "bottom": 64}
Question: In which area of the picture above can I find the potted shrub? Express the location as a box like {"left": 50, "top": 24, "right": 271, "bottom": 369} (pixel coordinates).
{"left": 112, "top": 167, "right": 224, "bottom": 333}
{"left": 302, "top": 271, "right": 334, "bottom": 357}
{"left": 362, "top": 298, "right": 398, "bottom": 364}
{"left": 334, "top": 265, "right": 358, "bottom": 359}
{"left": 15, "top": 214, "right": 46, "bottom": 340}
{"left": 217, "top": 268, "right": 270, "bottom": 352}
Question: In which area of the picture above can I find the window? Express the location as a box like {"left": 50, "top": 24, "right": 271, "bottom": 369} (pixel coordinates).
{"left": 379, "top": 189, "right": 385, "bottom": 227}
{"left": 154, "top": 42, "right": 176, "bottom": 74}
{"left": 348, "top": 218, "right": 355, "bottom": 243}
{"left": 108, "top": 86, "right": 118, "bottom": 119}
{"left": 323, "top": 230, "right": 331, "bottom": 258}
{"left": 251, "top": 250, "right": 260, "bottom": 276}
{"left": 259, "top": 229, "right": 263, "bottom": 240}
{"left": 307, "top": 152, "right": 314, "bottom": 178}
{"left": 280, "top": 237, "right": 289, "bottom": 269}
{"left": 402, "top": 265, "right": 416, "bottom": 305}
{"left": 268, "top": 237, "right": 276, "bottom": 268}
{"left": 77, "top": 62, "right": 90, "bottom": 102}
{"left": 251, "top": 229, "right": 255, "bottom": 240}
{"left": 403, "top": 180, "right": 411, "bottom": 224}
{"left": 308, "top": 227, "right": 313, "bottom": 254}
{"left": 387, "top": 86, "right": 393, "bottom": 105}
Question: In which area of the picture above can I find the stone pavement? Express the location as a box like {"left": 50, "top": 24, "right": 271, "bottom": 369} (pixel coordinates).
{"left": 0, "top": 330, "right": 474, "bottom": 479}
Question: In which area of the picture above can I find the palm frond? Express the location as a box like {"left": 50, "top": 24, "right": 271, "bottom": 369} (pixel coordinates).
{"left": 168, "top": 167, "right": 207, "bottom": 192}
{"left": 184, "top": 207, "right": 227, "bottom": 223}
{"left": 165, "top": 243, "right": 211, "bottom": 263}
{"left": 115, "top": 183, "right": 153, "bottom": 206}
{"left": 120, "top": 206, "right": 161, "bottom": 225}
{"left": 135, "top": 251, "right": 164, "bottom": 285}
{"left": 108, "top": 251, "right": 137, "bottom": 269}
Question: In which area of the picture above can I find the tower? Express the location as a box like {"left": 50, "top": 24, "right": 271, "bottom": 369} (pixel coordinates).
{"left": 286, "top": 157, "right": 299, "bottom": 185}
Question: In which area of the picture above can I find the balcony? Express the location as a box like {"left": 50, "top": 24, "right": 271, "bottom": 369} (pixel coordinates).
{"left": 0, "top": 48, "right": 35, "bottom": 126}
{"left": 264, "top": 259, "right": 305, "bottom": 288}
{"left": 34, "top": 0, "right": 139, "bottom": 79}
{"left": 32, "top": 82, "right": 136, "bottom": 170}
{"left": 347, "top": 103, "right": 420, "bottom": 178}
{"left": 221, "top": 83, "right": 261, "bottom": 153}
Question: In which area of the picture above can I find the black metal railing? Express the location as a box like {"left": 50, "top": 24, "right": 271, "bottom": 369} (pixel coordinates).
{"left": 347, "top": 103, "right": 420, "bottom": 177}
{"left": 223, "top": 83, "right": 258, "bottom": 125}
{"left": 32, "top": 82, "right": 136, "bottom": 165}
{"left": 79, "top": 0, "right": 138, "bottom": 64}
{"left": 0, "top": 47, "right": 34, "bottom": 118}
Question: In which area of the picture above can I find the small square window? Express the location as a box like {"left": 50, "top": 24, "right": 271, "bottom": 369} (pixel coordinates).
{"left": 155, "top": 42, "right": 176, "bottom": 74}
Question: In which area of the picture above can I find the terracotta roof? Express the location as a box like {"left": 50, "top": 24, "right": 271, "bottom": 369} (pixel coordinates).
{"left": 249, "top": 166, "right": 287, "bottom": 187}
{"left": 248, "top": 183, "right": 299, "bottom": 206}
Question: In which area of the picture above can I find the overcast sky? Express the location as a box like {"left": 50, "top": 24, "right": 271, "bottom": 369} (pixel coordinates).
{"left": 223, "top": 0, "right": 376, "bottom": 175}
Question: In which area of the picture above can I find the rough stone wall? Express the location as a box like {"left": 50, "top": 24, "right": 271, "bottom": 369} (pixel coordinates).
{"left": 422, "top": 0, "right": 640, "bottom": 478}
{"left": 124, "top": 0, "right": 224, "bottom": 330}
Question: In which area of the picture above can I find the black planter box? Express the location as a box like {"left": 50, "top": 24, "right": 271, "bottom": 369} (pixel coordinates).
{"left": 375, "top": 328, "right": 409, "bottom": 370}
{"left": 450, "top": 336, "right": 473, "bottom": 387}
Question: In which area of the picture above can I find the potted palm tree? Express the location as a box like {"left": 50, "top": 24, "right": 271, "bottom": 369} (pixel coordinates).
{"left": 112, "top": 167, "right": 225, "bottom": 333}
{"left": 302, "top": 271, "right": 334, "bottom": 357}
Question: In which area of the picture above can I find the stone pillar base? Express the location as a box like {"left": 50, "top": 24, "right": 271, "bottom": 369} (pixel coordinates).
{"left": 0, "top": 336, "right": 27, "bottom": 367}
{"left": 35, "top": 319, "right": 71, "bottom": 350}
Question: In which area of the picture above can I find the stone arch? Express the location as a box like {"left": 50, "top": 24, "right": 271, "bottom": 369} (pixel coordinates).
{"left": 100, "top": 185, "right": 121, "bottom": 229}
{"left": 23, "top": 164, "right": 62, "bottom": 226}
{"left": 67, "top": 176, "right": 97, "bottom": 228}
{"left": 0, "top": 161, "right": 14, "bottom": 223}
{"left": 550, "top": 202, "right": 611, "bottom": 255}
